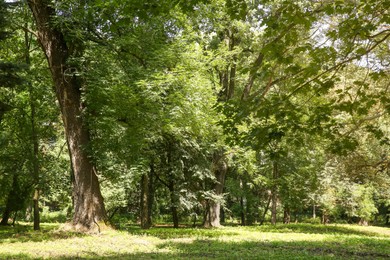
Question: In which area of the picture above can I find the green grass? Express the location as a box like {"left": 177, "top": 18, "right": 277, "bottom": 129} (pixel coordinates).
{"left": 0, "top": 223, "right": 389, "bottom": 259}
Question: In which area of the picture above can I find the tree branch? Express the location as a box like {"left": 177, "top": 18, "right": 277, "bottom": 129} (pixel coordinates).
{"left": 286, "top": 32, "right": 390, "bottom": 99}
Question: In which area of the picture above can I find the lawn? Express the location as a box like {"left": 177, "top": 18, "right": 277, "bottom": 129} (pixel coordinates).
{"left": 1, "top": 223, "right": 390, "bottom": 259}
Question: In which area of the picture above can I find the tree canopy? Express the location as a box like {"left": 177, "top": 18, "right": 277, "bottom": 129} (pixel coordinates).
{"left": 0, "top": 0, "right": 389, "bottom": 231}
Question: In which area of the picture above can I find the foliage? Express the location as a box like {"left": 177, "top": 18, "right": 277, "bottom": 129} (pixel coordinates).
{"left": 1, "top": 0, "right": 390, "bottom": 233}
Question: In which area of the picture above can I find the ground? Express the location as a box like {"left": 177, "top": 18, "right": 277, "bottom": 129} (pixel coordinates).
{"left": 1, "top": 223, "right": 390, "bottom": 259}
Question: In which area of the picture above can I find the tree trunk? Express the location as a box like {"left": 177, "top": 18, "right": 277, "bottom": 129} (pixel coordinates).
{"left": 1, "top": 173, "right": 20, "bottom": 226}
{"left": 28, "top": 0, "right": 107, "bottom": 232}
{"left": 220, "top": 207, "right": 225, "bottom": 224}
{"left": 33, "top": 190, "right": 40, "bottom": 230}
{"left": 359, "top": 218, "right": 368, "bottom": 226}
{"left": 313, "top": 202, "right": 316, "bottom": 219}
{"left": 240, "top": 196, "right": 246, "bottom": 226}
{"left": 25, "top": 204, "right": 32, "bottom": 222}
{"left": 322, "top": 211, "right": 329, "bottom": 225}
{"left": 168, "top": 180, "right": 179, "bottom": 228}
{"left": 0, "top": 207, "right": 10, "bottom": 226}
{"left": 239, "top": 179, "right": 245, "bottom": 226}
{"left": 271, "top": 161, "right": 278, "bottom": 225}
{"left": 26, "top": 32, "right": 40, "bottom": 231}
{"left": 283, "top": 207, "right": 290, "bottom": 224}
{"left": 260, "top": 191, "right": 272, "bottom": 226}
{"left": 271, "top": 193, "right": 277, "bottom": 225}
{"left": 204, "top": 151, "right": 227, "bottom": 228}
{"left": 140, "top": 162, "right": 154, "bottom": 229}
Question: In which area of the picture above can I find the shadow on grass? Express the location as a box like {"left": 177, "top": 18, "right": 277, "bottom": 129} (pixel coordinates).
{"left": 51, "top": 237, "right": 390, "bottom": 259}
{"left": 124, "top": 224, "right": 241, "bottom": 239}
{"left": 254, "top": 223, "right": 388, "bottom": 237}
{"left": 123, "top": 223, "right": 388, "bottom": 240}
{"left": 0, "top": 223, "right": 85, "bottom": 243}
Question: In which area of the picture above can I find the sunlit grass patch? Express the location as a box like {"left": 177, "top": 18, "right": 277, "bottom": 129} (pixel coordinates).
{"left": 0, "top": 223, "right": 389, "bottom": 259}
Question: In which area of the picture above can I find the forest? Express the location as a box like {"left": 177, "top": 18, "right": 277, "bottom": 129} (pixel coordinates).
{"left": 0, "top": 0, "right": 389, "bottom": 241}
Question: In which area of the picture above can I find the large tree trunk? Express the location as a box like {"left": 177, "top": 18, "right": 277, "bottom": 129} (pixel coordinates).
{"left": 140, "top": 162, "right": 154, "bottom": 229}
{"left": 28, "top": 0, "right": 107, "bottom": 232}
{"left": 204, "top": 151, "right": 227, "bottom": 228}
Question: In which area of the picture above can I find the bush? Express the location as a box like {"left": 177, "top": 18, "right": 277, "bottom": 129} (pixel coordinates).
{"left": 302, "top": 217, "right": 321, "bottom": 224}
{"left": 40, "top": 207, "right": 68, "bottom": 223}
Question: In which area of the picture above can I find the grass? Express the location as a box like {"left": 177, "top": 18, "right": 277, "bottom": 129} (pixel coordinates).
{"left": 0, "top": 223, "right": 389, "bottom": 259}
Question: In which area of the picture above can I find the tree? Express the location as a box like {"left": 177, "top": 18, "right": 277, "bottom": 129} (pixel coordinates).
{"left": 27, "top": 0, "right": 106, "bottom": 232}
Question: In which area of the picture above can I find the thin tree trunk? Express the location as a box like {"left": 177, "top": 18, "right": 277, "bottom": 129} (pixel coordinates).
{"left": 313, "top": 203, "right": 316, "bottom": 219}
{"left": 28, "top": 0, "right": 107, "bottom": 232}
{"left": 140, "top": 173, "right": 149, "bottom": 228}
{"left": 25, "top": 25, "right": 40, "bottom": 231}
{"left": 283, "top": 207, "right": 290, "bottom": 224}
{"left": 168, "top": 180, "right": 179, "bottom": 228}
{"left": 260, "top": 191, "right": 272, "bottom": 226}
{"left": 240, "top": 196, "right": 246, "bottom": 226}
{"left": 140, "top": 161, "right": 154, "bottom": 229}
{"left": 239, "top": 179, "right": 245, "bottom": 226}
{"left": 271, "top": 161, "right": 278, "bottom": 225}
{"left": 33, "top": 190, "right": 40, "bottom": 230}
{"left": 271, "top": 192, "right": 277, "bottom": 225}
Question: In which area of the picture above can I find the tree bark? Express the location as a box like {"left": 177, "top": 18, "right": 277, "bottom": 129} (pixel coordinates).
{"left": 168, "top": 180, "right": 179, "bottom": 228}
{"left": 140, "top": 162, "right": 154, "bottom": 229}
{"left": 28, "top": 0, "right": 107, "bottom": 232}
{"left": 240, "top": 196, "right": 246, "bottom": 226}
{"left": 204, "top": 150, "right": 227, "bottom": 228}
{"left": 33, "top": 189, "right": 40, "bottom": 230}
